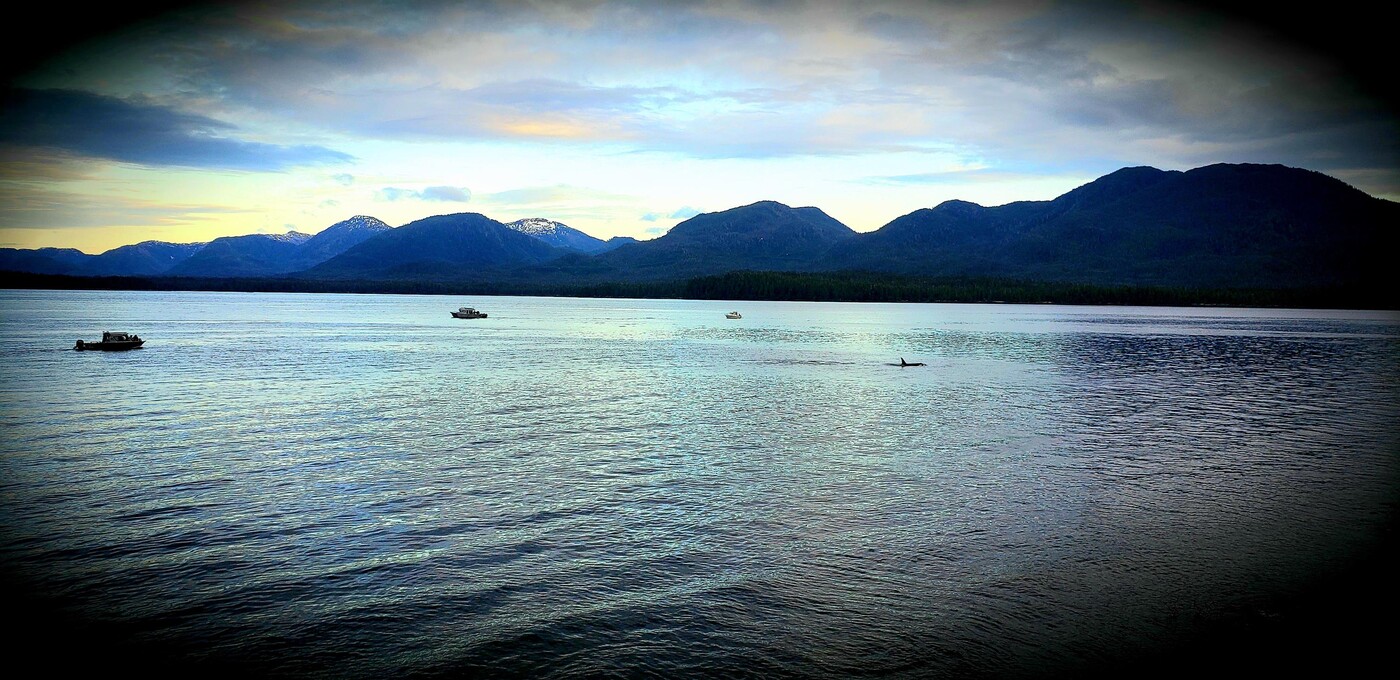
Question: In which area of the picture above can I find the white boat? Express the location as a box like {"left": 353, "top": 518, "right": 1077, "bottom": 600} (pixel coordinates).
{"left": 725, "top": 311, "right": 742, "bottom": 319}
{"left": 451, "top": 306, "right": 488, "bottom": 319}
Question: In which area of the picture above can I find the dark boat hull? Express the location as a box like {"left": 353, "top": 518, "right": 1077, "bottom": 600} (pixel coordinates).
{"left": 75, "top": 340, "right": 144, "bottom": 351}
{"left": 451, "top": 313, "right": 487, "bottom": 318}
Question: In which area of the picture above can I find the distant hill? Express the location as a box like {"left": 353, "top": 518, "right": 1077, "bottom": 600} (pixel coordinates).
{"left": 505, "top": 218, "right": 612, "bottom": 253}
{"left": 823, "top": 164, "right": 1396, "bottom": 288}
{"left": 3, "top": 163, "right": 1394, "bottom": 296}
{"left": 288, "top": 215, "right": 392, "bottom": 270}
{"left": 306, "top": 212, "right": 563, "bottom": 280}
{"left": 538, "top": 200, "right": 855, "bottom": 281}
{"left": 167, "top": 231, "right": 312, "bottom": 278}
{"left": 2, "top": 241, "right": 206, "bottom": 277}
{"left": 0, "top": 247, "right": 91, "bottom": 275}
{"left": 84, "top": 241, "right": 206, "bottom": 276}
{"left": 0, "top": 215, "right": 392, "bottom": 279}
{"left": 164, "top": 216, "right": 390, "bottom": 277}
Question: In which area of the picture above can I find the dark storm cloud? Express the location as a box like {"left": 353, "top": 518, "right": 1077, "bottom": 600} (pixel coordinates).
{"left": 0, "top": 88, "right": 352, "bottom": 171}
{"left": 5, "top": 1, "right": 1396, "bottom": 195}
{"left": 1050, "top": 79, "right": 1186, "bottom": 129}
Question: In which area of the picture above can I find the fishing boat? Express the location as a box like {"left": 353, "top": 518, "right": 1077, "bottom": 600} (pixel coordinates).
{"left": 725, "top": 311, "right": 742, "bottom": 319}
{"left": 74, "top": 331, "right": 144, "bottom": 351}
{"left": 451, "top": 306, "right": 488, "bottom": 319}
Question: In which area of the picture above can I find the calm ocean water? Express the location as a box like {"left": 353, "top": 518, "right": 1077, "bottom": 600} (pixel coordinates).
{"left": 1, "top": 290, "right": 1397, "bottom": 678}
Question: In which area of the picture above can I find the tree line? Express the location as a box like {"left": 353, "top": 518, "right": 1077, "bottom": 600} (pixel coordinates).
{"left": 2, "top": 269, "right": 1392, "bottom": 309}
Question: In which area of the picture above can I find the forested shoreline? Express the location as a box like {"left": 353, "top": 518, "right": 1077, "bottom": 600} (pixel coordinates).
{"left": 4, "top": 270, "right": 1392, "bottom": 310}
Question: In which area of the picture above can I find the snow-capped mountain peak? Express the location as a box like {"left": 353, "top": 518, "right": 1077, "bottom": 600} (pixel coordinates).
{"left": 506, "top": 218, "right": 567, "bottom": 236}
{"left": 264, "top": 231, "right": 312, "bottom": 244}
{"left": 336, "top": 215, "right": 391, "bottom": 232}
{"left": 503, "top": 217, "right": 621, "bottom": 253}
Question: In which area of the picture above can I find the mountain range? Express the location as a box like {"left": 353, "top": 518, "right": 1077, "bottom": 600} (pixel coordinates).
{"left": 3, "top": 163, "right": 1394, "bottom": 291}
{"left": 824, "top": 164, "right": 1392, "bottom": 288}
{"left": 0, "top": 215, "right": 392, "bottom": 279}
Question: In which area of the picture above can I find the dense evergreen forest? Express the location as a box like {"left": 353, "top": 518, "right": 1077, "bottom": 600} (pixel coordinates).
{"left": 4, "top": 270, "right": 1391, "bottom": 309}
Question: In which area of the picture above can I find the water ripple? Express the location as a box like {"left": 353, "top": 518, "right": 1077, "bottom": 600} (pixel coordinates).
{"left": 1, "top": 292, "right": 1396, "bottom": 678}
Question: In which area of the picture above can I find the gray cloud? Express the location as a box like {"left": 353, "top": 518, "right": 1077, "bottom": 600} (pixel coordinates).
{"left": 857, "top": 10, "right": 947, "bottom": 45}
{"left": 860, "top": 168, "right": 1052, "bottom": 186}
{"left": 376, "top": 185, "right": 472, "bottom": 202}
{"left": 863, "top": 172, "right": 972, "bottom": 186}
{"left": 0, "top": 88, "right": 353, "bottom": 171}
{"left": 466, "top": 79, "right": 686, "bottom": 113}
{"left": 10, "top": 1, "right": 1397, "bottom": 192}
{"left": 638, "top": 206, "right": 700, "bottom": 221}
{"left": 0, "top": 182, "right": 252, "bottom": 230}
{"left": 419, "top": 186, "right": 471, "bottom": 201}
{"left": 478, "top": 185, "right": 631, "bottom": 205}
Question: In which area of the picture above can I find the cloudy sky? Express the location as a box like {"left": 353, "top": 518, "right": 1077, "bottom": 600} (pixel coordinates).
{"left": 1, "top": 0, "right": 1394, "bottom": 252}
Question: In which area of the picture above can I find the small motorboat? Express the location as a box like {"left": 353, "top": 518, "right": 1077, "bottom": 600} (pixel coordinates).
{"left": 725, "top": 311, "right": 742, "bottom": 319}
{"left": 75, "top": 331, "right": 144, "bottom": 351}
{"left": 451, "top": 306, "right": 488, "bottom": 319}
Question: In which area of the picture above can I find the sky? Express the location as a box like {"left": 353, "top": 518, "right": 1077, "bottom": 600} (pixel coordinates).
{"left": 1, "top": 0, "right": 1394, "bottom": 253}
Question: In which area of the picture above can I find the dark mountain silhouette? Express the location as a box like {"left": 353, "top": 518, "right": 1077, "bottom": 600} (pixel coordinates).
{"left": 2, "top": 164, "right": 1393, "bottom": 294}
{"left": 121, "top": 216, "right": 388, "bottom": 278}
{"left": 0, "top": 247, "right": 91, "bottom": 275}
{"left": 537, "top": 200, "right": 855, "bottom": 281}
{"left": 167, "top": 231, "right": 312, "bottom": 278}
{"left": 306, "top": 212, "right": 563, "bottom": 280}
{"left": 601, "top": 236, "right": 639, "bottom": 251}
{"left": 3, "top": 241, "right": 207, "bottom": 276}
{"left": 289, "top": 215, "right": 391, "bottom": 270}
{"left": 84, "top": 241, "right": 205, "bottom": 276}
{"left": 824, "top": 164, "right": 1396, "bottom": 289}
